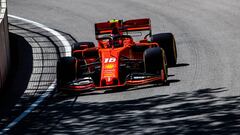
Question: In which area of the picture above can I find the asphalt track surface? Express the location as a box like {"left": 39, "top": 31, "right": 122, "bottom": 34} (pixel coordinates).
{"left": 5, "top": 0, "right": 240, "bottom": 134}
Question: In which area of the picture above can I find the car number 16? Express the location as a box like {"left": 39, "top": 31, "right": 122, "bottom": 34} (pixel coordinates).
{"left": 104, "top": 57, "right": 116, "bottom": 63}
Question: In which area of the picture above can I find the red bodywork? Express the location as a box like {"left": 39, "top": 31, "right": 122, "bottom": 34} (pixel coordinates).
{"left": 60, "top": 18, "right": 167, "bottom": 92}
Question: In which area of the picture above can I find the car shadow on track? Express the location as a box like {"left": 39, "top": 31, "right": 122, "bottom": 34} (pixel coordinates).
{"left": 11, "top": 87, "right": 240, "bottom": 135}
{"left": 169, "top": 63, "right": 190, "bottom": 68}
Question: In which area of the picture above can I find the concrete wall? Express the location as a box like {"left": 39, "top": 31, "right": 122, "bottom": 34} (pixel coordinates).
{"left": 0, "top": 0, "right": 9, "bottom": 89}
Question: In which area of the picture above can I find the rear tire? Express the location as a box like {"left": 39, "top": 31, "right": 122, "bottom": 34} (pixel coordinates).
{"left": 151, "top": 33, "right": 177, "bottom": 67}
{"left": 72, "top": 42, "right": 95, "bottom": 51}
{"left": 144, "top": 47, "right": 167, "bottom": 82}
{"left": 57, "top": 57, "right": 77, "bottom": 89}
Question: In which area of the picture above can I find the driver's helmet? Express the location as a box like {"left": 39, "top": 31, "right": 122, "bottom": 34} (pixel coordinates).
{"left": 111, "top": 27, "right": 120, "bottom": 36}
{"left": 111, "top": 28, "right": 123, "bottom": 47}
{"left": 109, "top": 19, "right": 122, "bottom": 36}
{"left": 109, "top": 19, "right": 125, "bottom": 47}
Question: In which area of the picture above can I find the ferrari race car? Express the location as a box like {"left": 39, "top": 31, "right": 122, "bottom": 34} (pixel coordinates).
{"left": 57, "top": 18, "right": 177, "bottom": 92}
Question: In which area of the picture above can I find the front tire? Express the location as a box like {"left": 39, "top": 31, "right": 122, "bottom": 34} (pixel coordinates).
{"left": 144, "top": 47, "right": 168, "bottom": 82}
{"left": 57, "top": 57, "right": 77, "bottom": 89}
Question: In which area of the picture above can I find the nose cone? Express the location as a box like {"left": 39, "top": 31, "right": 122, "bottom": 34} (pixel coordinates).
{"left": 101, "top": 77, "right": 118, "bottom": 86}
{"left": 100, "top": 49, "right": 120, "bottom": 86}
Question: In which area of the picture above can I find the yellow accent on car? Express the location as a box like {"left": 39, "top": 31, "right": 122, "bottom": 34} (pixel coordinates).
{"left": 109, "top": 19, "right": 119, "bottom": 23}
{"left": 105, "top": 64, "right": 115, "bottom": 69}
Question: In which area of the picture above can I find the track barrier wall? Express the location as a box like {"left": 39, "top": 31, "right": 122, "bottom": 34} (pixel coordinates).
{"left": 0, "top": 0, "right": 9, "bottom": 90}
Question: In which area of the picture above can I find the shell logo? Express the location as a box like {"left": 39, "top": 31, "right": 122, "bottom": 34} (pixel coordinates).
{"left": 105, "top": 64, "right": 114, "bottom": 69}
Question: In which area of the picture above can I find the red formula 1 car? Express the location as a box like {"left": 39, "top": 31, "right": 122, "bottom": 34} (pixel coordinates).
{"left": 57, "top": 18, "right": 177, "bottom": 92}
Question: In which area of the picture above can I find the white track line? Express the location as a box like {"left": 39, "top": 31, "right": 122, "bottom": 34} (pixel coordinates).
{"left": 0, "top": 15, "right": 71, "bottom": 134}
{"left": 8, "top": 15, "right": 72, "bottom": 57}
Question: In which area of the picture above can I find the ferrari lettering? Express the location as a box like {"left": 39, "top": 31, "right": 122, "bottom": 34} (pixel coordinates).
{"left": 104, "top": 57, "right": 116, "bottom": 63}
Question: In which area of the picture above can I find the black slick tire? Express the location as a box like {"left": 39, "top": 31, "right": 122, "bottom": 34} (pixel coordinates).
{"left": 72, "top": 42, "right": 95, "bottom": 51}
{"left": 144, "top": 47, "right": 167, "bottom": 82}
{"left": 57, "top": 57, "right": 77, "bottom": 89}
{"left": 151, "top": 33, "right": 177, "bottom": 67}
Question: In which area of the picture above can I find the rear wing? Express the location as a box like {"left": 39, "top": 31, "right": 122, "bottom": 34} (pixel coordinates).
{"left": 95, "top": 18, "right": 151, "bottom": 39}
{"left": 95, "top": 19, "right": 123, "bottom": 35}
{"left": 123, "top": 18, "right": 151, "bottom": 32}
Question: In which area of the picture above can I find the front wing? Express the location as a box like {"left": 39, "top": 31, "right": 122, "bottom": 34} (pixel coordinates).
{"left": 59, "top": 73, "right": 166, "bottom": 92}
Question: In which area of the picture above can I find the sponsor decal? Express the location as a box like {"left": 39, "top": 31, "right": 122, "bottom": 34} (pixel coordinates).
{"left": 105, "top": 64, "right": 115, "bottom": 69}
